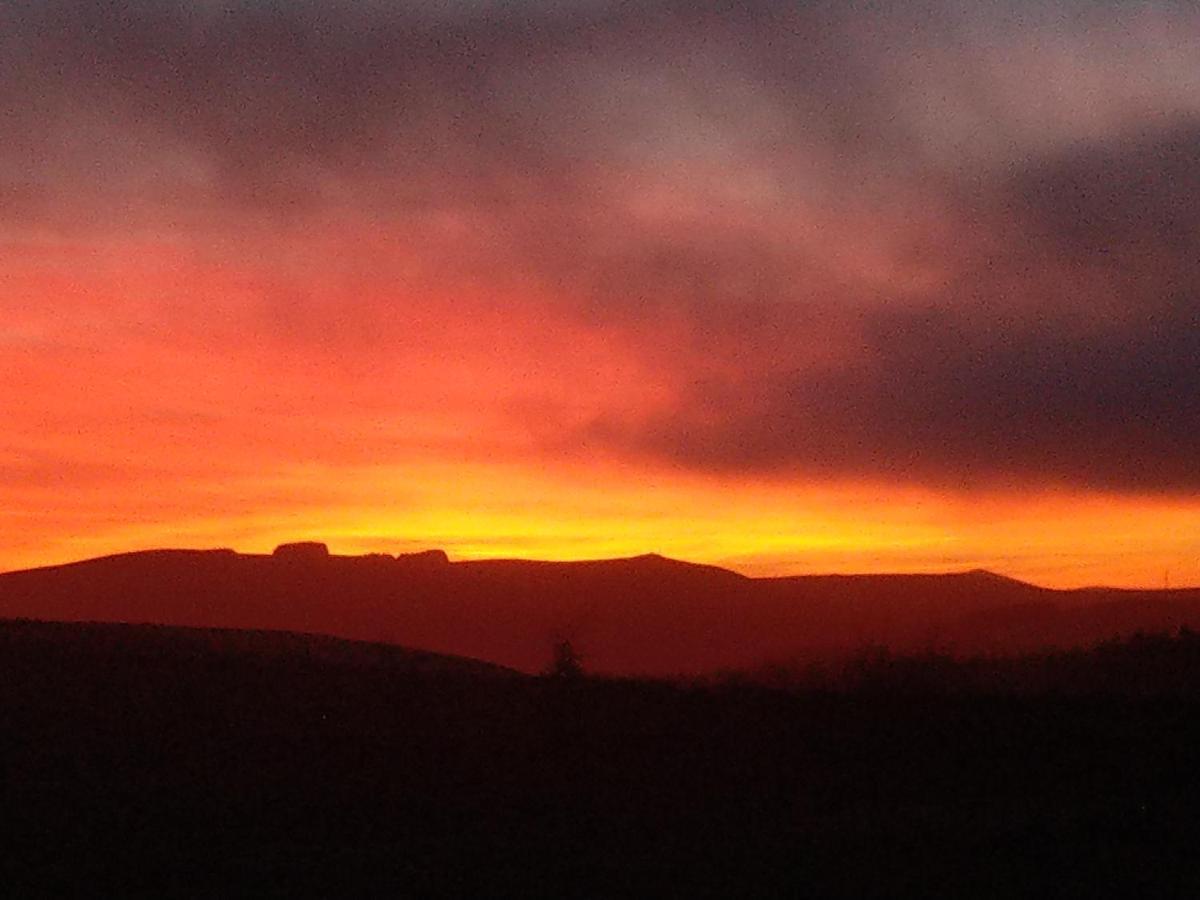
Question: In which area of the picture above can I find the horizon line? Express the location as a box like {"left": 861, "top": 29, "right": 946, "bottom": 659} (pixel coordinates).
{"left": 4, "top": 542, "right": 1199, "bottom": 593}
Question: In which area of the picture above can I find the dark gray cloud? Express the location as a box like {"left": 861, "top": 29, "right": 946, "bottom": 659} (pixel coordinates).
{"left": 580, "top": 120, "right": 1200, "bottom": 492}
{"left": 1008, "top": 120, "right": 1200, "bottom": 266}
{"left": 11, "top": 0, "right": 1183, "bottom": 213}
{"left": 586, "top": 300, "right": 1200, "bottom": 492}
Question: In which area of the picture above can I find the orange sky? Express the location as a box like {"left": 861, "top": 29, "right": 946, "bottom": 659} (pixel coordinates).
{"left": 2, "top": 224, "right": 1196, "bottom": 587}
{"left": 3, "top": 2, "right": 1199, "bottom": 587}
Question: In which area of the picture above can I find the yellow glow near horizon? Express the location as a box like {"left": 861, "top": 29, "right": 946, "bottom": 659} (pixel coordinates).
{"left": 5, "top": 456, "right": 1197, "bottom": 590}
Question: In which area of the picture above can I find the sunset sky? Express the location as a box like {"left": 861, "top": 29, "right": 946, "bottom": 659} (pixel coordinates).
{"left": 3, "top": 0, "right": 1199, "bottom": 587}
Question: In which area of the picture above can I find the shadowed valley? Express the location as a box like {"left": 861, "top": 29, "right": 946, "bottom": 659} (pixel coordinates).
{"left": 5, "top": 616, "right": 1200, "bottom": 895}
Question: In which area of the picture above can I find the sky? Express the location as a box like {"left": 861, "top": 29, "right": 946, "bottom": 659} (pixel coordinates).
{"left": 2, "top": 0, "right": 1199, "bottom": 586}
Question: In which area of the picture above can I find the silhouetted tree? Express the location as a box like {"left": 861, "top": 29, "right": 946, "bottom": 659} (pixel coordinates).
{"left": 546, "top": 638, "right": 584, "bottom": 679}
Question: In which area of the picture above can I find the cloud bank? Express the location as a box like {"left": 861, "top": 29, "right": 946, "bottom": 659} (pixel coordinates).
{"left": 3, "top": 0, "right": 1200, "bottom": 496}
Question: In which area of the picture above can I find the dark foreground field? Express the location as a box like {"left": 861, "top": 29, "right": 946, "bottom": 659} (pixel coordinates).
{"left": 4, "top": 620, "right": 1200, "bottom": 897}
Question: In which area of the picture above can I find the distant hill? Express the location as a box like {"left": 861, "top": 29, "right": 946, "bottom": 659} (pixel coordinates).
{"left": 3, "top": 545, "right": 1200, "bottom": 675}
{"left": 0, "top": 617, "right": 518, "bottom": 680}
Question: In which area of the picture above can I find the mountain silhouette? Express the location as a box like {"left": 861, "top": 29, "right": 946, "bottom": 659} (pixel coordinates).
{"left": 3, "top": 546, "right": 1200, "bottom": 675}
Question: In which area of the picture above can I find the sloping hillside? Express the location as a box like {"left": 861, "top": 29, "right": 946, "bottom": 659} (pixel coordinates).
{"left": 3, "top": 546, "right": 1200, "bottom": 674}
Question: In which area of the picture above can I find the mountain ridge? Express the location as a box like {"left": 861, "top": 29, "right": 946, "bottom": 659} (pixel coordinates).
{"left": 4, "top": 545, "right": 1200, "bottom": 675}
{"left": 0, "top": 546, "right": 1070, "bottom": 588}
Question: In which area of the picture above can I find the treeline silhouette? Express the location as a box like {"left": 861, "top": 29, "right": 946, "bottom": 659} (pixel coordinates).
{"left": 4, "top": 619, "right": 1200, "bottom": 896}
{"left": 730, "top": 627, "right": 1200, "bottom": 696}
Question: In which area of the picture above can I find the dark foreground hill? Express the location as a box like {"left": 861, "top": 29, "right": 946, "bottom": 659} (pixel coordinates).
{"left": 3, "top": 545, "right": 1200, "bottom": 674}
{"left": 4, "top": 619, "right": 1200, "bottom": 897}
